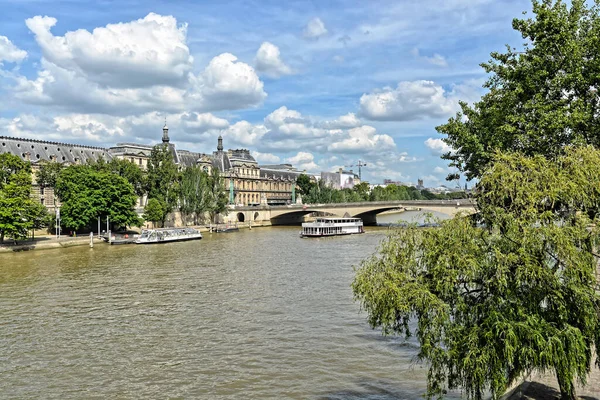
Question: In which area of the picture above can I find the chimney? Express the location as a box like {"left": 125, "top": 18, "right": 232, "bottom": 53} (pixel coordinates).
{"left": 24, "top": 152, "right": 31, "bottom": 161}
{"left": 50, "top": 154, "right": 57, "bottom": 162}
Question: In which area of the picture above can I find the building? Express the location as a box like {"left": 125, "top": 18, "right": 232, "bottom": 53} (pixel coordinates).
{"left": 0, "top": 136, "right": 113, "bottom": 212}
{"left": 0, "top": 124, "right": 304, "bottom": 211}
{"left": 321, "top": 168, "right": 360, "bottom": 190}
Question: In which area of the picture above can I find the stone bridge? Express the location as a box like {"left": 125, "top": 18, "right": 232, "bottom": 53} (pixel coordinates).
{"left": 228, "top": 199, "right": 477, "bottom": 226}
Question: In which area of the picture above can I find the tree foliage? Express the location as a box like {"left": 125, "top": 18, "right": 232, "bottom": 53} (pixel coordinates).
{"left": 179, "top": 166, "right": 210, "bottom": 225}
{"left": 146, "top": 144, "right": 180, "bottom": 223}
{"left": 91, "top": 157, "right": 146, "bottom": 197}
{"left": 296, "top": 173, "right": 314, "bottom": 196}
{"left": 0, "top": 153, "right": 49, "bottom": 243}
{"left": 36, "top": 160, "right": 63, "bottom": 190}
{"left": 143, "top": 198, "right": 165, "bottom": 227}
{"left": 206, "top": 167, "right": 229, "bottom": 223}
{"left": 438, "top": 0, "right": 600, "bottom": 180}
{"left": 55, "top": 165, "right": 141, "bottom": 231}
{"left": 353, "top": 147, "right": 600, "bottom": 400}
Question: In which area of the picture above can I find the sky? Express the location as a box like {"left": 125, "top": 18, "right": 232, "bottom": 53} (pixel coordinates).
{"left": 0, "top": 0, "right": 533, "bottom": 186}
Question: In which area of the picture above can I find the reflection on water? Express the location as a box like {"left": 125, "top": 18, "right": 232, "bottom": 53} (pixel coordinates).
{"left": 0, "top": 226, "right": 459, "bottom": 399}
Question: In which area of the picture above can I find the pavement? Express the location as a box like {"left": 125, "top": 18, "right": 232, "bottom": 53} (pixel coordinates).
{"left": 507, "top": 358, "right": 599, "bottom": 400}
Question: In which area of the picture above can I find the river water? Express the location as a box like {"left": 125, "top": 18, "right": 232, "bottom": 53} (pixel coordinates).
{"left": 0, "top": 211, "right": 458, "bottom": 399}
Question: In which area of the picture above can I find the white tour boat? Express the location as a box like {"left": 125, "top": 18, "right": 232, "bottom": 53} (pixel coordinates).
{"left": 135, "top": 228, "right": 203, "bottom": 244}
{"left": 300, "top": 217, "right": 364, "bottom": 238}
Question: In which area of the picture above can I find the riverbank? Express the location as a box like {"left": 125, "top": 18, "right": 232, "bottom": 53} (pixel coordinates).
{"left": 0, "top": 220, "right": 274, "bottom": 253}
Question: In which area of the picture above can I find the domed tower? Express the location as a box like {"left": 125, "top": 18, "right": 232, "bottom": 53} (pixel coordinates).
{"left": 162, "top": 119, "right": 170, "bottom": 143}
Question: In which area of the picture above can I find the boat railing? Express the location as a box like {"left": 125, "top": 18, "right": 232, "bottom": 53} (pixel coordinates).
{"left": 304, "top": 222, "right": 363, "bottom": 227}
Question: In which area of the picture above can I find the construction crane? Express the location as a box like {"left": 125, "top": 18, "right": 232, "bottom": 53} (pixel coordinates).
{"left": 344, "top": 160, "right": 367, "bottom": 181}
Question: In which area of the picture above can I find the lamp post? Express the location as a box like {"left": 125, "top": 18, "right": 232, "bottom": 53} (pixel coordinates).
{"left": 55, "top": 207, "right": 61, "bottom": 239}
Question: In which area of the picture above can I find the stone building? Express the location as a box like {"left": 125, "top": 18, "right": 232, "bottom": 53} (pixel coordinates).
{"left": 0, "top": 124, "right": 304, "bottom": 211}
{"left": 0, "top": 136, "right": 113, "bottom": 212}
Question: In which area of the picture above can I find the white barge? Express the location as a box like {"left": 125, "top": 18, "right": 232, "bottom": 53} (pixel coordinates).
{"left": 135, "top": 228, "right": 202, "bottom": 244}
{"left": 300, "top": 217, "right": 364, "bottom": 238}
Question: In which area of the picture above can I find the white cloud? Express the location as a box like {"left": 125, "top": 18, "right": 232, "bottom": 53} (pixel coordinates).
{"left": 328, "top": 125, "right": 395, "bottom": 153}
{"left": 411, "top": 48, "right": 448, "bottom": 67}
{"left": 254, "top": 42, "right": 292, "bottom": 79}
{"left": 191, "top": 53, "right": 266, "bottom": 110}
{"left": 321, "top": 112, "right": 361, "bottom": 129}
{"left": 286, "top": 151, "right": 320, "bottom": 172}
{"left": 14, "top": 15, "right": 266, "bottom": 115}
{"left": 359, "top": 80, "right": 459, "bottom": 121}
{"left": 220, "top": 120, "right": 268, "bottom": 147}
{"left": 303, "top": 17, "right": 328, "bottom": 39}
{"left": 425, "top": 138, "right": 453, "bottom": 155}
{"left": 0, "top": 36, "right": 27, "bottom": 63}
{"left": 264, "top": 106, "right": 326, "bottom": 138}
{"left": 251, "top": 151, "right": 280, "bottom": 164}
{"left": 180, "top": 112, "right": 229, "bottom": 132}
{"left": 433, "top": 166, "right": 446, "bottom": 174}
{"left": 25, "top": 13, "right": 193, "bottom": 88}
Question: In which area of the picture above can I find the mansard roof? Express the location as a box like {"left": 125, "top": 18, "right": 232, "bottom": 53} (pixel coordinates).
{"left": 0, "top": 136, "right": 112, "bottom": 164}
{"left": 228, "top": 148, "right": 257, "bottom": 166}
{"left": 259, "top": 166, "right": 303, "bottom": 181}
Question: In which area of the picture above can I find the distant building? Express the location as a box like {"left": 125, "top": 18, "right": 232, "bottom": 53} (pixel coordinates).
{"left": 321, "top": 168, "right": 360, "bottom": 190}
{"left": 417, "top": 179, "right": 424, "bottom": 189}
{"left": 0, "top": 124, "right": 305, "bottom": 211}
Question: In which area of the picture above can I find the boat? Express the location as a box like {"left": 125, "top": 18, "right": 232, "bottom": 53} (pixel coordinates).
{"left": 210, "top": 223, "right": 240, "bottom": 233}
{"left": 300, "top": 217, "right": 364, "bottom": 238}
{"left": 135, "top": 228, "right": 203, "bottom": 244}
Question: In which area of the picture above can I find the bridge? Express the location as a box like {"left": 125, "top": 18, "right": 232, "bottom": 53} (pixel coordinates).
{"left": 229, "top": 199, "right": 477, "bottom": 226}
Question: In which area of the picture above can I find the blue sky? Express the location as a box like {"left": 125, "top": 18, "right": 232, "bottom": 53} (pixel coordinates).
{"left": 0, "top": 0, "right": 532, "bottom": 186}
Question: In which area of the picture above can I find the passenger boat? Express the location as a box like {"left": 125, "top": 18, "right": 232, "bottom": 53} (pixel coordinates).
{"left": 135, "top": 228, "right": 203, "bottom": 244}
{"left": 300, "top": 217, "right": 364, "bottom": 238}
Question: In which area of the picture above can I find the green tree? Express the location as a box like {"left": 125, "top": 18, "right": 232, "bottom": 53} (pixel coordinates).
{"left": 143, "top": 198, "right": 165, "bottom": 227}
{"left": 353, "top": 182, "right": 370, "bottom": 201}
{"left": 0, "top": 154, "right": 49, "bottom": 243}
{"left": 179, "top": 166, "right": 210, "bottom": 225}
{"left": 438, "top": 0, "right": 600, "bottom": 180}
{"left": 353, "top": 147, "right": 600, "bottom": 400}
{"left": 296, "top": 173, "right": 315, "bottom": 196}
{"left": 55, "top": 165, "right": 140, "bottom": 231}
{"left": 37, "top": 160, "right": 63, "bottom": 190}
{"left": 91, "top": 158, "right": 146, "bottom": 197}
{"left": 206, "top": 167, "right": 229, "bottom": 223}
{"left": 146, "top": 144, "right": 180, "bottom": 223}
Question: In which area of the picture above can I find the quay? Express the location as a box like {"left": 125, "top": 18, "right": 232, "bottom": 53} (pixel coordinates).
{"left": 0, "top": 221, "right": 271, "bottom": 253}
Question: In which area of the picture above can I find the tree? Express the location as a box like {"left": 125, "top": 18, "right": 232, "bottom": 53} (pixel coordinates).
{"left": 143, "top": 198, "right": 165, "bottom": 228}
{"left": 0, "top": 154, "right": 50, "bottom": 243}
{"left": 353, "top": 147, "right": 600, "bottom": 400}
{"left": 206, "top": 167, "right": 229, "bottom": 223}
{"left": 37, "top": 160, "right": 63, "bottom": 190}
{"left": 296, "top": 173, "right": 315, "bottom": 196}
{"left": 91, "top": 158, "right": 146, "bottom": 197}
{"left": 146, "top": 144, "right": 180, "bottom": 223}
{"left": 353, "top": 182, "right": 370, "bottom": 201}
{"left": 179, "top": 166, "right": 210, "bottom": 225}
{"left": 438, "top": 0, "right": 600, "bottom": 180}
{"left": 55, "top": 165, "right": 141, "bottom": 231}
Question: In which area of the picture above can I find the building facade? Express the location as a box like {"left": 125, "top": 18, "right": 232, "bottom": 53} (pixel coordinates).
{"left": 321, "top": 168, "right": 360, "bottom": 190}
{"left": 0, "top": 124, "right": 304, "bottom": 210}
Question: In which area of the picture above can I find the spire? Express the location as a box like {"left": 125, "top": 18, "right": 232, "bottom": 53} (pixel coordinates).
{"left": 217, "top": 135, "right": 223, "bottom": 151}
{"left": 162, "top": 118, "right": 170, "bottom": 143}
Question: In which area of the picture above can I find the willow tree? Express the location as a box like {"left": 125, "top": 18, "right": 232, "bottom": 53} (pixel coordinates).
{"left": 353, "top": 147, "right": 600, "bottom": 400}
{"left": 439, "top": 0, "right": 600, "bottom": 180}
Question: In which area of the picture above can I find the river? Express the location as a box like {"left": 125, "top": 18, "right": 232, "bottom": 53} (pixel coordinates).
{"left": 0, "top": 211, "right": 458, "bottom": 399}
